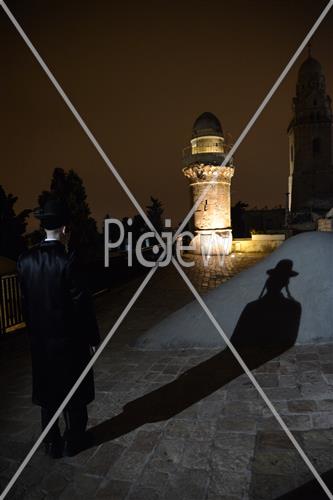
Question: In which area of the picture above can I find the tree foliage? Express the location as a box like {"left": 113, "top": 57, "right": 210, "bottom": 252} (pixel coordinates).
{"left": 0, "top": 185, "right": 31, "bottom": 260}
{"left": 38, "top": 167, "right": 100, "bottom": 262}
{"left": 146, "top": 196, "right": 164, "bottom": 234}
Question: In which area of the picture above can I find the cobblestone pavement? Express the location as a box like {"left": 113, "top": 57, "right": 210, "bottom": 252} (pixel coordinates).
{"left": 0, "top": 254, "right": 332, "bottom": 499}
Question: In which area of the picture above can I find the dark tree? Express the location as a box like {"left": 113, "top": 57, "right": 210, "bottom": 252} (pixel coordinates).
{"left": 231, "top": 201, "right": 248, "bottom": 238}
{"left": 146, "top": 196, "right": 164, "bottom": 234}
{"left": 25, "top": 229, "right": 43, "bottom": 247}
{"left": 38, "top": 168, "right": 100, "bottom": 263}
{"left": 0, "top": 185, "right": 31, "bottom": 260}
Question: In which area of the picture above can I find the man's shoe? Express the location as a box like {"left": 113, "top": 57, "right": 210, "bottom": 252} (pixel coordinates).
{"left": 44, "top": 438, "right": 64, "bottom": 459}
{"left": 44, "top": 442, "right": 51, "bottom": 455}
{"left": 50, "top": 438, "right": 64, "bottom": 459}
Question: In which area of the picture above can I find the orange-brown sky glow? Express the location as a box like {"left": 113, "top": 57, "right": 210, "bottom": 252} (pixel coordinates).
{"left": 1, "top": 0, "right": 332, "bottom": 231}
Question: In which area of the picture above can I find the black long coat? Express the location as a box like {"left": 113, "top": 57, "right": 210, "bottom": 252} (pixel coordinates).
{"left": 17, "top": 240, "right": 100, "bottom": 409}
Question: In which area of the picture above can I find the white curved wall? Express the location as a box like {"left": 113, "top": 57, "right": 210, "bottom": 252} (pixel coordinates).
{"left": 133, "top": 232, "right": 333, "bottom": 350}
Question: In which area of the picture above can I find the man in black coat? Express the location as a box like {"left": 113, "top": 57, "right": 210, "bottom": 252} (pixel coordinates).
{"left": 17, "top": 199, "right": 100, "bottom": 458}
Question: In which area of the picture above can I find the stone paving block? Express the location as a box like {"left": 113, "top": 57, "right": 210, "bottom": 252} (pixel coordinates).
{"left": 287, "top": 399, "right": 317, "bottom": 413}
{"left": 190, "top": 421, "right": 216, "bottom": 443}
{"left": 262, "top": 401, "right": 288, "bottom": 418}
{"left": 197, "top": 399, "right": 225, "bottom": 420}
{"left": 109, "top": 450, "right": 147, "bottom": 481}
{"left": 163, "top": 365, "right": 183, "bottom": 375}
{"left": 213, "top": 432, "right": 256, "bottom": 450}
{"left": 312, "top": 412, "right": 333, "bottom": 429}
{"left": 321, "top": 363, "right": 333, "bottom": 374}
{"left": 208, "top": 469, "right": 250, "bottom": 498}
{"left": 206, "top": 495, "right": 240, "bottom": 500}
{"left": 226, "top": 388, "right": 259, "bottom": 401}
{"left": 257, "top": 417, "right": 283, "bottom": 432}
{"left": 0, "top": 439, "right": 35, "bottom": 462}
{"left": 83, "top": 442, "right": 125, "bottom": 476}
{"left": 255, "top": 374, "right": 279, "bottom": 388}
{"left": 279, "top": 374, "right": 297, "bottom": 387}
{"left": 298, "top": 370, "right": 325, "bottom": 384}
{"left": 282, "top": 414, "right": 312, "bottom": 431}
{"left": 301, "top": 428, "right": 333, "bottom": 449}
{"left": 300, "top": 381, "right": 333, "bottom": 399}
{"left": 128, "top": 430, "right": 161, "bottom": 454}
{"left": 127, "top": 486, "right": 163, "bottom": 500}
{"left": 210, "top": 446, "right": 252, "bottom": 473}
{"left": 181, "top": 440, "right": 211, "bottom": 470}
{"left": 302, "top": 447, "right": 333, "bottom": 472}
{"left": 316, "top": 399, "right": 333, "bottom": 411}
{"left": 261, "top": 412, "right": 312, "bottom": 434}
{"left": 323, "top": 373, "right": 333, "bottom": 384}
{"left": 217, "top": 415, "right": 257, "bottom": 433}
{"left": 95, "top": 479, "right": 131, "bottom": 499}
{"left": 278, "top": 361, "right": 297, "bottom": 375}
{"left": 223, "top": 400, "right": 263, "bottom": 417}
{"left": 264, "top": 386, "right": 301, "bottom": 401}
{"left": 252, "top": 449, "right": 299, "bottom": 475}
{"left": 164, "top": 419, "right": 193, "bottom": 440}
{"left": 39, "top": 469, "right": 70, "bottom": 497}
{"left": 137, "top": 464, "right": 169, "bottom": 491}
{"left": 255, "top": 431, "right": 297, "bottom": 451}
{"left": 148, "top": 438, "right": 185, "bottom": 474}
{"left": 298, "top": 361, "right": 320, "bottom": 372}
{"left": 296, "top": 352, "right": 319, "bottom": 362}
{"left": 249, "top": 472, "right": 296, "bottom": 500}
{"left": 163, "top": 468, "right": 208, "bottom": 500}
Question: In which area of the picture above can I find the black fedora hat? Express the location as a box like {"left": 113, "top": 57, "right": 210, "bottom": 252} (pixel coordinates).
{"left": 33, "top": 198, "right": 69, "bottom": 230}
{"left": 266, "top": 259, "right": 298, "bottom": 278}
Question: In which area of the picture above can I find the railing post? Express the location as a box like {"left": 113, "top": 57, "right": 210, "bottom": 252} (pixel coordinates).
{"left": 0, "top": 274, "right": 24, "bottom": 334}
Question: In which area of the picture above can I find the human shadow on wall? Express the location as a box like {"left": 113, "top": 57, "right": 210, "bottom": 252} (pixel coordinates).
{"left": 89, "top": 259, "right": 302, "bottom": 447}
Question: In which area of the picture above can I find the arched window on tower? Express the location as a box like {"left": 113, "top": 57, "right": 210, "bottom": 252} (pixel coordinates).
{"left": 312, "top": 138, "right": 321, "bottom": 156}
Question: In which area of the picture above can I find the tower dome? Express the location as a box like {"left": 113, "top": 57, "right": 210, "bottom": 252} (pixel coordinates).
{"left": 192, "top": 112, "right": 223, "bottom": 138}
{"left": 298, "top": 56, "right": 323, "bottom": 81}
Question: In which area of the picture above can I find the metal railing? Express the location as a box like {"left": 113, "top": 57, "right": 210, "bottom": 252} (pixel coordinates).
{"left": 0, "top": 274, "right": 25, "bottom": 334}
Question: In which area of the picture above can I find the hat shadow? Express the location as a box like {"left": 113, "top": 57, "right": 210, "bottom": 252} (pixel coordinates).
{"left": 87, "top": 259, "right": 302, "bottom": 447}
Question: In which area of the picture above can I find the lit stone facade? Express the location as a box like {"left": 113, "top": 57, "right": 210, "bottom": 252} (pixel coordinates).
{"left": 182, "top": 112, "right": 235, "bottom": 255}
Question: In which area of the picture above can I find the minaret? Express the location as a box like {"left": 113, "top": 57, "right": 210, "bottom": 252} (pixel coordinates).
{"left": 288, "top": 47, "right": 333, "bottom": 214}
{"left": 182, "top": 112, "right": 235, "bottom": 255}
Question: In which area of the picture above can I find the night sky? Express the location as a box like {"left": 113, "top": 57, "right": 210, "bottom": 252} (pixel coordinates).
{"left": 1, "top": 0, "right": 332, "bottom": 231}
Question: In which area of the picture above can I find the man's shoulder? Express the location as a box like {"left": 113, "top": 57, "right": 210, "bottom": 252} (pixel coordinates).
{"left": 18, "top": 242, "right": 69, "bottom": 267}
{"left": 17, "top": 244, "right": 39, "bottom": 264}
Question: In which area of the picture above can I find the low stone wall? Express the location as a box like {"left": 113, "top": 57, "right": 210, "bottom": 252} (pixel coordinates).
{"left": 318, "top": 218, "right": 333, "bottom": 232}
{"left": 233, "top": 234, "right": 285, "bottom": 253}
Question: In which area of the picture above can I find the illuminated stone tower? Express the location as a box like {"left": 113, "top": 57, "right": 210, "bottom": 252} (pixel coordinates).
{"left": 182, "top": 112, "right": 235, "bottom": 254}
{"left": 288, "top": 50, "right": 333, "bottom": 215}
